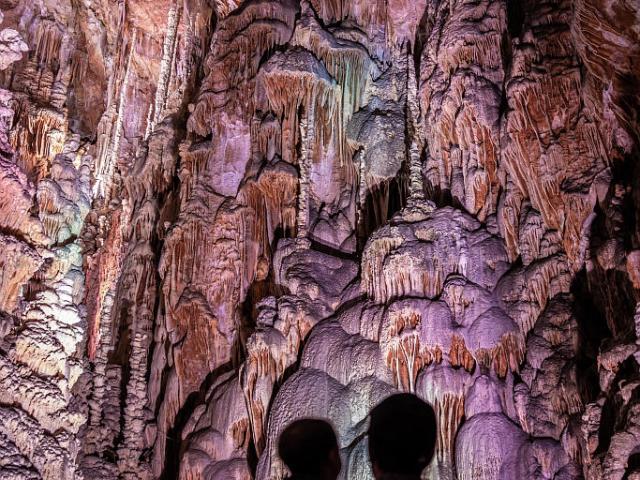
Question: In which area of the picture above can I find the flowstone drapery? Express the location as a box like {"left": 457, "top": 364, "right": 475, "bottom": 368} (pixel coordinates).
{"left": 0, "top": 0, "right": 639, "bottom": 479}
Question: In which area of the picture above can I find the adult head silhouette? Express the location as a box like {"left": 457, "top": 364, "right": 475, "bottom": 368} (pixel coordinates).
{"left": 368, "top": 393, "right": 437, "bottom": 479}
{"left": 278, "top": 418, "right": 341, "bottom": 480}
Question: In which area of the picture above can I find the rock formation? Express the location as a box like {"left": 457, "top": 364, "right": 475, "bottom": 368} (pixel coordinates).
{"left": 0, "top": 0, "right": 638, "bottom": 479}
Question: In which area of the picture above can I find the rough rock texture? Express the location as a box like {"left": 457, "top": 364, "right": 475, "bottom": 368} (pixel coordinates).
{"left": 0, "top": 0, "right": 638, "bottom": 479}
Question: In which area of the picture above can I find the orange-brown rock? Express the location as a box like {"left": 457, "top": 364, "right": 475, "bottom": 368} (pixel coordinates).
{"left": 0, "top": 1, "right": 638, "bottom": 479}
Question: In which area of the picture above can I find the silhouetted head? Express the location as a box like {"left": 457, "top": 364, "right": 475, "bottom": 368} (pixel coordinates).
{"left": 368, "top": 394, "right": 437, "bottom": 479}
{"left": 278, "top": 418, "right": 341, "bottom": 480}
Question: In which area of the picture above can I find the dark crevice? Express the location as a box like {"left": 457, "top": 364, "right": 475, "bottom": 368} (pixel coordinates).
{"left": 623, "top": 452, "right": 640, "bottom": 480}
{"left": 413, "top": 4, "right": 433, "bottom": 74}
{"left": 356, "top": 176, "right": 405, "bottom": 252}
{"left": 308, "top": 237, "right": 360, "bottom": 262}
{"left": 112, "top": 302, "right": 133, "bottom": 455}
{"left": 506, "top": 0, "right": 525, "bottom": 39}
{"left": 160, "top": 361, "right": 235, "bottom": 480}
{"left": 570, "top": 268, "right": 610, "bottom": 406}
{"left": 597, "top": 357, "right": 639, "bottom": 454}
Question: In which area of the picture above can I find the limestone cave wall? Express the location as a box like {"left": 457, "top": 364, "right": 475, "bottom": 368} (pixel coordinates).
{"left": 0, "top": 0, "right": 638, "bottom": 478}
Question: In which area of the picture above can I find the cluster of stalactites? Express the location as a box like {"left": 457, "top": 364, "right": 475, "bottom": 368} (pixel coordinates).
{"left": 238, "top": 168, "right": 299, "bottom": 273}
{"left": 290, "top": 1, "right": 374, "bottom": 129}
{"left": 11, "top": 107, "right": 67, "bottom": 180}
{"left": 33, "top": 21, "right": 63, "bottom": 69}
{"left": 187, "top": 0, "right": 298, "bottom": 137}
{"left": 361, "top": 235, "right": 405, "bottom": 302}
{"left": 241, "top": 332, "right": 292, "bottom": 455}
{"left": 381, "top": 310, "right": 443, "bottom": 393}
{"left": 258, "top": 63, "right": 338, "bottom": 164}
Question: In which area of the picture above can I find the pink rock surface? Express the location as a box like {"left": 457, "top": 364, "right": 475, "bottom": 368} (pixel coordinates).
{"left": 0, "top": 0, "right": 638, "bottom": 479}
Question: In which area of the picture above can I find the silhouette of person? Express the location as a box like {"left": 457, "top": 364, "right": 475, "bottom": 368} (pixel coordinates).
{"left": 278, "top": 418, "right": 342, "bottom": 480}
{"left": 368, "top": 393, "right": 437, "bottom": 479}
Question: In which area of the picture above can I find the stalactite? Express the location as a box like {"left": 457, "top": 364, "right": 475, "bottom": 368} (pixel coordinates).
{"left": 356, "top": 147, "right": 367, "bottom": 233}
{"left": 475, "top": 332, "right": 525, "bottom": 378}
{"left": 259, "top": 58, "right": 337, "bottom": 166}
{"left": 309, "top": 0, "right": 387, "bottom": 37}
{"left": 94, "top": 29, "right": 137, "bottom": 199}
{"left": 449, "top": 335, "right": 476, "bottom": 372}
{"left": 435, "top": 393, "right": 465, "bottom": 462}
{"left": 69, "top": 51, "right": 88, "bottom": 85}
{"left": 241, "top": 335, "right": 290, "bottom": 456}
{"left": 502, "top": 256, "right": 572, "bottom": 335}
{"left": 361, "top": 235, "right": 404, "bottom": 303}
{"left": 33, "top": 21, "right": 62, "bottom": 69}
{"left": 440, "top": 32, "right": 503, "bottom": 75}
{"left": 214, "top": 0, "right": 242, "bottom": 18}
{"left": 188, "top": 0, "right": 297, "bottom": 137}
{"left": 382, "top": 311, "right": 427, "bottom": 393}
{"left": 146, "top": 2, "right": 180, "bottom": 138}
{"left": 291, "top": 2, "right": 373, "bottom": 129}
{"left": 296, "top": 101, "right": 313, "bottom": 239}
{"left": 239, "top": 169, "right": 298, "bottom": 259}
{"left": 251, "top": 115, "right": 281, "bottom": 163}
{"left": 11, "top": 108, "right": 67, "bottom": 179}
{"left": 405, "top": 49, "right": 426, "bottom": 206}
{"left": 1, "top": 0, "right": 635, "bottom": 478}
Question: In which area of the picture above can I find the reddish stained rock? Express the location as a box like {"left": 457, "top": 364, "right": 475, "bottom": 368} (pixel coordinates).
{"left": 0, "top": 1, "right": 638, "bottom": 479}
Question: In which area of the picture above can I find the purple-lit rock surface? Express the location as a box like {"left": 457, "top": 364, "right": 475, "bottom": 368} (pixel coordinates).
{"left": 0, "top": 0, "right": 639, "bottom": 479}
